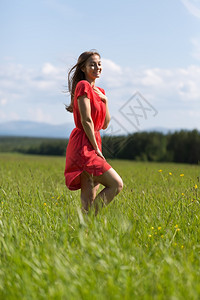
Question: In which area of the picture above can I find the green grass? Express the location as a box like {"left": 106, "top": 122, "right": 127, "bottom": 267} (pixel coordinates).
{"left": 0, "top": 153, "right": 200, "bottom": 299}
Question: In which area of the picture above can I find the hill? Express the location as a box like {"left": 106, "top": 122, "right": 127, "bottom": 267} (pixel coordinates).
{"left": 0, "top": 120, "right": 175, "bottom": 139}
{"left": 0, "top": 121, "right": 74, "bottom": 138}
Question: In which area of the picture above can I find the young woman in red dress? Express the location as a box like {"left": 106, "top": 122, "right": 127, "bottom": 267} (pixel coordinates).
{"left": 64, "top": 51, "right": 123, "bottom": 214}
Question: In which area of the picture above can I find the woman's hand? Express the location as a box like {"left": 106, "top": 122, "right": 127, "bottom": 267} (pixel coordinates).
{"left": 95, "top": 147, "right": 105, "bottom": 160}
{"left": 93, "top": 87, "right": 108, "bottom": 104}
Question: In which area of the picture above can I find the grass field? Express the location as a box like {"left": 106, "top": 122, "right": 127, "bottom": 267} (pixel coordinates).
{"left": 0, "top": 153, "right": 200, "bottom": 299}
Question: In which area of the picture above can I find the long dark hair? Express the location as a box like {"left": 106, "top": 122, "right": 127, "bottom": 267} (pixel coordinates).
{"left": 65, "top": 50, "right": 101, "bottom": 113}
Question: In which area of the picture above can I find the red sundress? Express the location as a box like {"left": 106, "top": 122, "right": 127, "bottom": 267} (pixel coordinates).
{"left": 64, "top": 80, "right": 112, "bottom": 190}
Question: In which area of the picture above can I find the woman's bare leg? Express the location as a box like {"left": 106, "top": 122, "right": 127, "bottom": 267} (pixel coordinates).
{"left": 93, "top": 168, "right": 123, "bottom": 214}
{"left": 80, "top": 171, "right": 100, "bottom": 213}
{"left": 80, "top": 168, "right": 123, "bottom": 215}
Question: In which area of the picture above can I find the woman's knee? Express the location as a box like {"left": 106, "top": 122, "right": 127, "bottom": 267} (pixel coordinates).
{"left": 105, "top": 170, "right": 123, "bottom": 194}
{"left": 114, "top": 177, "right": 123, "bottom": 194}
{"left": 93, "top": 168, "right": 123, "bottom": 194}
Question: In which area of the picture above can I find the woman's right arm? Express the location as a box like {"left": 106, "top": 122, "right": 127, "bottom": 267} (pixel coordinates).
{"left": 77, "top": 95, "right": 105, "bottom": 159}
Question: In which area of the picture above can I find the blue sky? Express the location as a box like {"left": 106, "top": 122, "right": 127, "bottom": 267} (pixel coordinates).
{"left": 1, "top": 0, "right": 200, "bottom": 134}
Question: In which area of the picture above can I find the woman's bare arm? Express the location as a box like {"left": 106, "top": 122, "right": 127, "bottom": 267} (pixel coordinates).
{"left": 77, "top": 95, "right": 105, "bottom": 159}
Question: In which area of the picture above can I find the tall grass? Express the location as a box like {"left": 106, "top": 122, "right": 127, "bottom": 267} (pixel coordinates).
{"left": 0, "top": 153, "right": 200, "bottom": 299}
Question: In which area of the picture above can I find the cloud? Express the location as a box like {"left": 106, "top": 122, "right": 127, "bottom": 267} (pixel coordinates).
{"left": 140, "top": 69, "right": 164, "bottom": 86}
{"left": 101, "top": 58, "right": 123, "bottom": 88}
{"left": 0, "top": 98, "right": 7, "bottom": 106}
{"left": 0, "top": 58, "right": 200, "bottom": 129}
{"left": 42, "top": 63, "right": 60, "bottom": 76}
{"left": 1, "top": 60, "right": 200, "bottom": 105}
{"left": 0, "top": 109, "right": 20, "bottom": 121}
{"left": 0, "top": 62, "right": 66, "bottom": 104}
{"left": 100, "top": 60, "right": 200, "bottom": 103}
{"left": 99, "top": 60, "right": 200, "bottom": 131}
{"left": 181, "top": 0, "right": 200, "bottom": 18}
{"left": 27, "top": 108, "right": 53, "bottom": 123}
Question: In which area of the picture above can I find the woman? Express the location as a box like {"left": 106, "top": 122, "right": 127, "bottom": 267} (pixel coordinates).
{"left": 64, "top": 50, "right": 123, "bottom": 214}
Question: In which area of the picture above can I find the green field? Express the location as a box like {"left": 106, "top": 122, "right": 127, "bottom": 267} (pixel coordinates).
{"left": 0, "top": 153, "right": 200, "bottom": 299}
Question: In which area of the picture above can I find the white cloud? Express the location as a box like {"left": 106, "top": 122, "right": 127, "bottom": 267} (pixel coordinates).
{"left": 140, "top": 69, "right": 164, "bottom": 86}
{"left": 0, "top": 58, "right": 200, "bottom": 129}
{"left": 0, "top": 110, "right": 20, "bottom": 122}
{"left": 100, "top": 60, "right": 200, "bottom": 102}
{"left": 0, "top": 61, "right": 68, "bottom": 124}
{"left": 27, "top": 108, "right": 53, "bottom": 123}
{"left": 42, "top": 63, "right": 60, "bottom": 76}
{"left": 181, "top": 0, "right": 200, "bottom": 18}
{"left": 101, "top": 58, "right": 123, "bottom": 88}
{"left": 102, "top": 58, "right": 122, "bottom": 74}
{"left": 99, "top": 60, "right": 200, "bottom": 131}
{"left": 0, "top": 98, "right": 7, "bottom": 106}
{"left": 0, "top": 62, "right": 66, "bottom": 103}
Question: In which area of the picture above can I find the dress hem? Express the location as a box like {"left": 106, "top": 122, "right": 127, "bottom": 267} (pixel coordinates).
{"left": 65, "top": 164, "right": 112, "bottom": 191}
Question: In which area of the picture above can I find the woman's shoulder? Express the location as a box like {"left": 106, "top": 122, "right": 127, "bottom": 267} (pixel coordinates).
{"left": 76, "top": 80, "right": 91, "bottom": 89}
{"left": 75, "top": 80, "right": 105, "bottom": 97}
{"left": 75, "top": 80, "right": 93, "bottom": 100}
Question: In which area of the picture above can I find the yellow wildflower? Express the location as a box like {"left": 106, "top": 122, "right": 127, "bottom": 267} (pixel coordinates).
{"left": 174, "top": 224, "right": 178, "bottom": 228}
{"left": 158, "top": 169, "right": 162, "bottom": 172}
{"left": 161, "top": 235, "right": 164, "bottom": 238}
{"left": 181, "top": 193, "right": 185, "bottom": 196}
{"left": 194, "top": 184, "right": 198, "bottom": 189}
{"left": 181, "top": 245, "right": 184, "bottom": 249}
{"left": 169, "top": 172, "right": 172, "bottom": 175}
{"left": 151, "top": 227, "right": 154, "bottom": 230}
{"left": 44, "top": 203, "right": 47, "bottom": 206}
{"left": 158, "top": 226, "right": 162, "bottom": 230}
{"left": 180, "top": 174, "right": 184, "bottom": 177}
{"left": 148, "top": 234, "right": 152, "bottom": 238}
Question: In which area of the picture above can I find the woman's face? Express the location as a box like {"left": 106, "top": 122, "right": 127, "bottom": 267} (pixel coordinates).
{"left": 83, "top": 54, "right": 102, "bottom": 82}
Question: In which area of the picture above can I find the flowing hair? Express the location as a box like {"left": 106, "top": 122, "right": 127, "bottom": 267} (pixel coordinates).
{"left": 65, "top": 50, "right": 101, "bottom": 113}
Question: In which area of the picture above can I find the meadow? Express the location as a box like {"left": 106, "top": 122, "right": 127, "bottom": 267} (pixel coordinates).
{"left": 0, "top": 153, "right": 200, "bottom": 299}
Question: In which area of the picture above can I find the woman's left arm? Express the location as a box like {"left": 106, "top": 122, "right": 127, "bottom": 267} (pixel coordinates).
{"left": 93, "top": 87, "right": 111, "bottom": 130}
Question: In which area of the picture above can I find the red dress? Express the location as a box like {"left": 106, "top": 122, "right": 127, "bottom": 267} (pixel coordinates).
{"left": 64, "top": 80, "right": 112, "bottom": 190}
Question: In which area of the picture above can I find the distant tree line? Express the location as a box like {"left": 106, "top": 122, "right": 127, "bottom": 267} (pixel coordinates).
{"left": 0, "top": 129, "right": 200, "bottom": 164}
{"left": 16, "top": 140, "right": 67, "bottom": 156}
{"left": 102, "top": 129, "right": 200, "bottom": 164}
{"left": 0, "top": 137, "right": 67, "bottom": 156}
